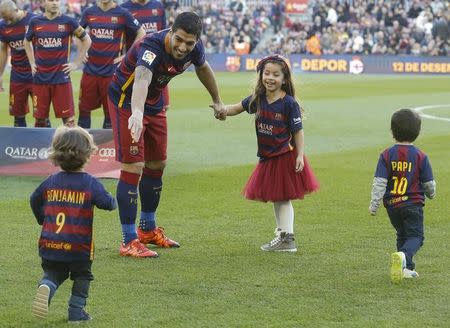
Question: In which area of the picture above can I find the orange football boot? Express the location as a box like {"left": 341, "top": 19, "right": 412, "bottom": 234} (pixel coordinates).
{"left": 119, "top": 239, "right": 159, "bottom": 258}
{"left": 137, "top": 227, "right": 180, "bottom": 248}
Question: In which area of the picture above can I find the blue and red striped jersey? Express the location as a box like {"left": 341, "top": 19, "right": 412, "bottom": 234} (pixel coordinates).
{"left": 242, "top": 95, "right": 303, "bottom": 160}
{"left": 30, "top": 171, "right": 116, "bottom": 262}
{"left": 108, "top": 29, "right": 205, "bottom": 115}
{"left": 25, "top": 14, "right": 85, "bottom": 84}
{"left": 0, "top": 12, "right": 35, "bottom": 82}
{"left": 374, "top": 144, "right": 434, "bottom": 208}
{"left": 80, "top": 4, "right": 141, "bottom": 77}
{"left": 121, "top": 0, "right": 166, "bottom": 50}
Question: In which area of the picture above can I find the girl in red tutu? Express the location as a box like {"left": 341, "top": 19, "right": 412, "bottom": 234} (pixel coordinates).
{"left": 219, "top": 54, "right": 319, "bottom": 252}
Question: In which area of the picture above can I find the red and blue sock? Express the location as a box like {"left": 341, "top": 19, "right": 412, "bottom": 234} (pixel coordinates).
{"left": 138, "top": 168, "right": 162, "bottom": 231}
{"left": 117, "top": 170, "right": 140, "bottom": 244}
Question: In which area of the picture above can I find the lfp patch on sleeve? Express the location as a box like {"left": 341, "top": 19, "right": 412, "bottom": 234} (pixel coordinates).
{"left": 142, "top": 50, "right": 156, "bottom": 65}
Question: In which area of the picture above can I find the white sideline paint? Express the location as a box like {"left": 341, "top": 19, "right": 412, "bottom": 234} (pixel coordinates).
{"left": 412, "top": 105, "right": 450, "bottom": 122}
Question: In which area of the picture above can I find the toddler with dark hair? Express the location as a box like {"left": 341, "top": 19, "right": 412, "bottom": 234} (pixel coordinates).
{"left": 30, "top": 126, "right": 116, "bottom": 322}
{"left": 369, "top": 108, "right": 436, "bottom": 283}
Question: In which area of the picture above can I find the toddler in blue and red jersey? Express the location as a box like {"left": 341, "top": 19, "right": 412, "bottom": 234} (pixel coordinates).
{"left": 217, "top": 55, "right": 320, "bottom": 252}
{"left": 30, "top": 126, "right": 116, "bottom": 322}
{"left": 369, "top": 108, "right": 436, "bottom": 283}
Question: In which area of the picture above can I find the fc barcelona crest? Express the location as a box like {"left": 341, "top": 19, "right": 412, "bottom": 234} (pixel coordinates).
{"left": 111, "top": 16, "right": 118, "bottom": 23}
{"left": 225, "top": 56, "right": 241, "bottom": 72}
{"left": 129, "top": 145, "right": 139, "bottom": 156}
{"left": 58, "top": 24, "right": 65, "bottom": 32}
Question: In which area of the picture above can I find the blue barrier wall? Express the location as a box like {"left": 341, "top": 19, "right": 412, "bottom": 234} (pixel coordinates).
{"left": 205, "top": 54, "right": 450, "bottom": 75}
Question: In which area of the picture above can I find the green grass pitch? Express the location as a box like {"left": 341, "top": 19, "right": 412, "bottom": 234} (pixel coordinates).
{"left": 0, "top": 71, "right": 450, "bottom": 327}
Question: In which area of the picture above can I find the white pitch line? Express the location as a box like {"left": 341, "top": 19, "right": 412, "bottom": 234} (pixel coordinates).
{"left": 412, "top": 104, "right": 450, "bottom": 122}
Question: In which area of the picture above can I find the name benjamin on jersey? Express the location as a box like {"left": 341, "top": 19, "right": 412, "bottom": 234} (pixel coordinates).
{"left": 47, "top": 189, "right": 86, "bottom": 204}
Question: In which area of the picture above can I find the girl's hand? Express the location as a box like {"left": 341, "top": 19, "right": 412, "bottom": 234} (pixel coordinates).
{"left": 295, "top": 155, "right": 304, "bottom": 172}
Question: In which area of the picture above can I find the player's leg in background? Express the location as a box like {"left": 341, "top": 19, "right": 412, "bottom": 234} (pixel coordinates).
{"left": 32, "top": 84, "right": 51, "bottom": 128}
{"left": 9, "top": 82, "right": 31, "bottom": 127}
{"left": 78, "top": 73, "right": 99, "bottom": 129}
{"left": 100, "top": 76, "right": 112, "bottom": 129}
{"left": 52, "top": 83, "right": 75, "bottom": 127}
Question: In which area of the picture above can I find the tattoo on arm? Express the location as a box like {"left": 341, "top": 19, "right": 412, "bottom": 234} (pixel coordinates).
{"left": 135, "top": 66, "right": 153, "bottom": 84}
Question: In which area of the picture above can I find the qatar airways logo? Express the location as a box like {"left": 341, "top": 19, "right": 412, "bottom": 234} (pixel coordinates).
{"left": 142, "top": 22, "right": 157, "bottom": 33}
{"left": 9, "top": 40, "right": 24, "bottom": 50}
{"left": 257, "top": 122, "right": 273, "bottom": 135}
{"left": 37, "top": 37, "right": 62, "bottom": 48}
{"left": 91, "top": 28, "right": 114, "bottom": 40}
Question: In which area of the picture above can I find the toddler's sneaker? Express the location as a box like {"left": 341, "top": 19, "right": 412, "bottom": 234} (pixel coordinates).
{"left": 137, "top": 227, "right": 180, "bottom": 248}
{"left": 261, "top": 232, "right": 297, "bottom": 252}
{"left": 390, "top": 251, "right": 406, "bottom": 283}
{"left": 68, "top": 309, "right": 92, "bottom": 323}
{"left": 403, "top": 268, "right": 419, "bottom": 279}
{"left": 119, "top": 239, "right": 158, "bottom": 258}
{"left": 32, "top": 284, "right": 50, "bottom": 319}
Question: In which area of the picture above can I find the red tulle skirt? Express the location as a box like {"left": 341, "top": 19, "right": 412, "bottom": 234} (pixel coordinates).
{"left": 243, "top": 151, "right": 320, "bottom": 202}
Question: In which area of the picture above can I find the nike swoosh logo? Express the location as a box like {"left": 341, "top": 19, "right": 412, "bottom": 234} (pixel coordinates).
{"left": 62, "top": 109, "right": 70, "bottom": 113}
{"left": 5, "top": 29, "right": 12, "bottom": 34}
{"left": 36, "top": 27, "right": 44, "bottom": 30}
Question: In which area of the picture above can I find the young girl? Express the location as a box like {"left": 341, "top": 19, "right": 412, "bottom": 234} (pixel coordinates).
{"left": 30, "top": 126, "right": 117, "bottom": 322}
{"left": 219, "top": 54, "right": 319, "bottom": 252}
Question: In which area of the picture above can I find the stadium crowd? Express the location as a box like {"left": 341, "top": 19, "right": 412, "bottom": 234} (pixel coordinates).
{"left": 8, "top": 0, "right": 449, "bottom": 56}
{"left": 262, "top": 0, "right": 450, "bottom": 56}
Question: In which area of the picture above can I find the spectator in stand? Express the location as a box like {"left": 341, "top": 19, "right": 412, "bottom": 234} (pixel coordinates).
{"left": 271, "top": 0, "right": 283, "bottom": 34}
{"left": 306, "top": 31, "right": 321, "bottom": 55}
{"left": 229, "top": 0, "right": 246, "bottom": 13}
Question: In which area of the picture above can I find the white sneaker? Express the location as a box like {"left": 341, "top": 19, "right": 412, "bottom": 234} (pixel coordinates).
{"left": 32, "top": 284, "right": 50, "bottom": 319}
{"left": 390, "top": 252, "right": 406, "bottom": 283}
{"left": 403, "top": 268, "right": 419, "bottom": 279}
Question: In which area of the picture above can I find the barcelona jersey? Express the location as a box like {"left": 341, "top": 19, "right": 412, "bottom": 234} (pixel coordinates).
{"left": 121, "top": 0, "right": 166, "bottom": 50}
{"left": 242, "top": 95, "right": 303, "bottom": 160}
{"left": 30, "top": 172, "right": 116, "bottom": 262}
{"left": 0, "top": 12, "right": 35, "bottom": 82}
{"left": 25, "top": 14, "right": 85, "bottom": 84}
{"left": 108, "top": 29, "right": 205, "bottom": 115}
{"left": 80, "top": 4, "right": 141, "bottom": 77}
{"left": 374, "top": 144, "right": 434, "bottom": 208}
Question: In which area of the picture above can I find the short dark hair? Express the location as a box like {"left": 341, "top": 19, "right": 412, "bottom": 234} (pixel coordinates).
{"left": 172, "top": 11, "right": 202, "bottom": 39}
{"left": 391, "top": 108, "right": 421, "bottom": 142}
{"left": 48, "top": 126, "right": 97, "bottom": 171}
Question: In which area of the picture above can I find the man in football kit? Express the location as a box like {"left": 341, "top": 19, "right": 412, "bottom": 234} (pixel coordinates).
{"left": 77, "top": 0, "right": 145, "bottom": 129}
{"left": 120, "top": 0, "right": 170, "bottom": 111}
{"left": 0, "top": 0, "right": 35, "bottom": 127}
{"left": 108, "top": 12, "right": 226, "bottom": 257}
{"left": 24, "top": 0, "right": 91, "bottom": 127}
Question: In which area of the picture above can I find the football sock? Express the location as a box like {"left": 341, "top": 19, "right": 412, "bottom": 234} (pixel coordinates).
{"left": 45, "top": 118, "right": 51, "bottom": 128}
{"left": 14, "top": 116, "right": 26, "bottom": 127}
{"left": 117, "top": 171, "right": 140, "bottom": 244}
{"left": 138, "top": 168, "right": 162, "bottom": 231}
{"left": 275, "top": 200, "right": 294, "bottom": 234}
{"left": 35, "top": 118, "right": 48, "bottom": 128}
{"left": 78, "top": 111, "right": 91, "bottom": 129}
